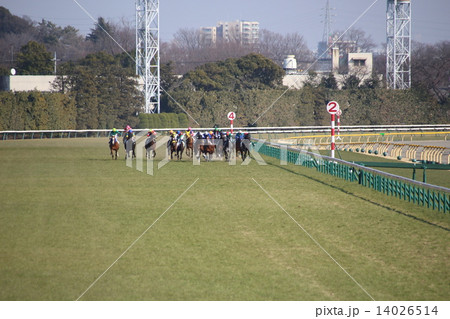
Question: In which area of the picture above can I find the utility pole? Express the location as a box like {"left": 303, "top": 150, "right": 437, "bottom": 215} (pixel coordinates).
{"left": 51, "top": 52, "right": 61, "bottom": 75}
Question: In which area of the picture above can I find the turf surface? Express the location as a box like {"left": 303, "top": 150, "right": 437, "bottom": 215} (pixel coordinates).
{"left": 0, "top": 138, "right": 449, "bottom": 300}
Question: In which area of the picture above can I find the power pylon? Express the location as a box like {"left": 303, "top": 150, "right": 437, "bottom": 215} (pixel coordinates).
{"left": 386, "top": 0, "right": 411, "bottom": 89}
{"left": 136, "top": 0, "right": 160, "bottom": 113}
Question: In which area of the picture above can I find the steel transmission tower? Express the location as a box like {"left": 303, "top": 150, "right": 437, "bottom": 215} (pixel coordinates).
{"left": 386, "top": 0, "right": 411, "bottom": 90}
{"left": 136, "top": 0, "right": 160, "bottom": 113}
{"left": 319, "top": 0, "right": 334, "bottom": 59}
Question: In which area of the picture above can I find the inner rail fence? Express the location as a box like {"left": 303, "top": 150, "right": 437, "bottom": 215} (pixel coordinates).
{"left": 1, "top": 124, "right": 450, "bottom": 140}
{"left": 252, "top": 138, "right": 450, "bottom": 214}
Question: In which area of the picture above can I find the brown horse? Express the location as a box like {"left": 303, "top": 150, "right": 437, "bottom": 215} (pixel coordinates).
{"left": 196, "top": 137, "right": 215, "bottom": 161}
{"left": 169, "top": 138, "right": 177, "bottom": 159}
{"left": 185, "top": 135, "right": 194, "bottom": 158}
{"left": 109, "top": 136, "right": 120, "bottom": 160}
{"left": 199, "top": 144, "right": 215, "bottom": 161}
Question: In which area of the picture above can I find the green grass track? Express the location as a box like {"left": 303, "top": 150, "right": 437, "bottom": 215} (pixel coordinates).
{"left": 0, "top": 138, "right": 449, "bottom": 300}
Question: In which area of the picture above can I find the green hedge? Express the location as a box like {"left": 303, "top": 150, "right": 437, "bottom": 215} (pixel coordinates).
{"left": 0, "top": 91, "right": 76, "bottom": 130}
{"left": 137, "top": 112, "right": 189, "bottom": 129}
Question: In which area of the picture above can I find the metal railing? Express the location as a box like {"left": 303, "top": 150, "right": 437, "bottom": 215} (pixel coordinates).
{"left": 2, "top": 124, "right": 450, "bottom": 140}
{"left": 253, "top": 138, "right": 450, "bottom": 213}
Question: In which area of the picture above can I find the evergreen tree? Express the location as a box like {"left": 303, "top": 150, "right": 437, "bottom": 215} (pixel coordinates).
{"left": 16, "top": 41, "right": 53, "bottom": 75}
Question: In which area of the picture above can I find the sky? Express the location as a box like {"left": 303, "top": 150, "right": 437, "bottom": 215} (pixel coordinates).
{"left": 2, "top": 0, "right": 450, "bottom": 51}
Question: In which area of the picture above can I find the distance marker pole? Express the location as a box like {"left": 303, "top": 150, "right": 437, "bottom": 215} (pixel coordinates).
{"left": 331, "top": 114, "right": 335, "bottom": 158}
{"left": 230, "top": 119, "right": 233, "bottom": 134}
{"left": 337, "top": 110, "right": 341, "bottom": 140}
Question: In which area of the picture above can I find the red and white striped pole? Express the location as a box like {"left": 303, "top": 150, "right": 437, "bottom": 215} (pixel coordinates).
{"left": 326, "top": 101, "right": 340, "bottom": 159}
{"left": 227, "top": 112, "right": 236, "bottom": 134}
{"left": 331, "top": 113, "right": 336, "bottom": 158}
{"left": 336, "top": 109, "right": 342, "bottom": 140}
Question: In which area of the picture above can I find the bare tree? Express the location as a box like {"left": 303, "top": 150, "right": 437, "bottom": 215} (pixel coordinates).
{"left": 173, "top": 28, "right": 204, "bottom": 52}
{"left": 412, "top": 41, "right": 450, "bottom": 104}
{"left": 258, "top": 29, "right": 313, "bottom": 66}
{"left": 112, "top": 18, "right": 135, "bottom": 53}
{"left": 332, "top": 27, "right": 376, "bottom": 53}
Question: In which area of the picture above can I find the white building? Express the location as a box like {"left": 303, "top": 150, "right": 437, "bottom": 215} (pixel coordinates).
{"left": 201, "top": 20, "right": 259, "bottom": 45}
{"left": 0, "top": 75, "right": 58, "bottom": 92}
{"left": 283, "top": 50, "right": 375, "bottom": 89}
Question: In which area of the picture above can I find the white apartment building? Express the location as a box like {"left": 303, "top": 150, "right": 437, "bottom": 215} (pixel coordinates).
{"left": 200, "top": 26, "right": 217, "bottom": 45}
{"left": 201, "top": 20, "right": 259, "bottom": 45}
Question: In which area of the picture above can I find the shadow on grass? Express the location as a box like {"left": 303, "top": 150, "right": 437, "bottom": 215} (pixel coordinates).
{"left": 265, "top": 161, "right": 450, "bottom": 232}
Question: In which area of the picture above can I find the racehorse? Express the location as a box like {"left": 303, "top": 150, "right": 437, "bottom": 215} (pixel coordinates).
{"left": 145, "top": 135, "right": 157, "bottom": 159}
{"left": 215, "top": 133, "right": 225, "bottom": 159}
{"left": 109, "top": 136, "right": 120, "bottom": 160}
{"left": 236, "top": 133, "right": 251, "bottom": 161}
{"left": 185, "top": 135, "right": 194, "bottom": 158}
{"left": 240, "top": 133, "right": 251, "bottom": 161}
{"left": 176, "top": 139, "right": 185, "bottom": 160}
{"left": 199, "top": 143, "right": 215, "bottom": 161}
{"left": 221, "top": 134, "right": 231, "bottom": 161}
{"left": 194, "top": 133, "right": 216, "bottom": 161}
{"left": 169, "top": 137, "right": 175, "bottom": 159}
{"left": 123, "top": 132, "right": 136, "bottom": 159}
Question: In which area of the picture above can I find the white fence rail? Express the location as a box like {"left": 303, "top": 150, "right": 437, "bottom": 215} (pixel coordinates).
{"left": 1, "top": 124, "right": 450, "bottom": 140}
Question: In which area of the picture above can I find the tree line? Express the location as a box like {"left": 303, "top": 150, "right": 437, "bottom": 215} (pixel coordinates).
{"left": 0, "top": 6, "right": 448, "bottom": 131}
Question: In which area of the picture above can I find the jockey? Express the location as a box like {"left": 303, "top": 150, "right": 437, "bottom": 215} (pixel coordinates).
{"left": 206, "top": 131, "right": 214, "bottom": 145}
{"left": 167, "top": 130, "right": 176, "bottom": 148}
{"left": 169, "top": 130, "right": 177, "bottom": 139}
{"left": 147, "top": 129, "right": 156, "bottom": 137}
{"left": 176, "top": 130, "right": 184, "bottom": 146}
{"left": 185, "top": 127, "right": 194, "bottom": 138}
{"left": 109, "top": 128, "right": 121, "bottom": 137}
{"left": 214, "top": 128, "right": 221, "bottom": 139}
{"left": 125, "top": 126, "right": 135, "bottom": 140}
{"left": 109, "top": 128, "right": 121, "bottom": 144}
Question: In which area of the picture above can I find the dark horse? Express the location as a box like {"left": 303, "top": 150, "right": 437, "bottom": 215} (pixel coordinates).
{"left": 123, "top": 131, "right": 136, "bottom": 159}
{"left": 169, "top": 137, "right": 184, "bottom": 160}
{"left": 109, "top": 136, "right": 120, "bottom": 160}
{"left": 145, "top": 134, "right": 157, "bottom": 159}
{"left": 221, "top": 134, "right": 231, "bottom": 161}
{"left": 176, "top": 139, "right": 185, "bottom": 160}
{"left": 236, "top": 133, "right": 251, "bottom": 161}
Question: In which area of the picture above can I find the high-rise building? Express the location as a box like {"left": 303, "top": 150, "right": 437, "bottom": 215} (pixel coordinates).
{"left": 201, "top": 20, "right": 259, "bottom": 45}
{"left": 200, "top": 26, "right": 217, "bottom": 45}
